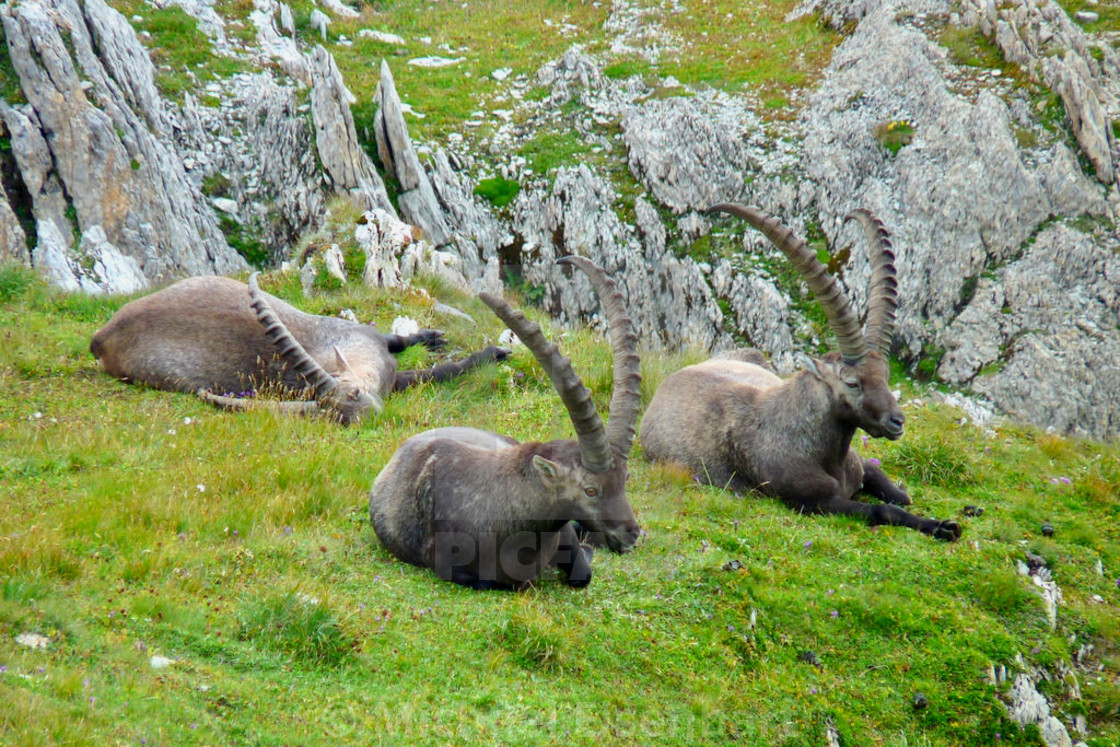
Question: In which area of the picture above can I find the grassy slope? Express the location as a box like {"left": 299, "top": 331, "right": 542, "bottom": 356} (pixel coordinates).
{"left": 3, "top": 0, "right": 1119, "bottom": 743}
{"left": 1, "top": 257, "right": 1118, "bottom": 745}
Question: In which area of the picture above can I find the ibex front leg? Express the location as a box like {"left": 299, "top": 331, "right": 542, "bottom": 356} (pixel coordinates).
{"left": 548, "top": 522, "right": 593, "bottom": 589}
{"left": 860, "top": 460, "right": 911, "bottom": 506}
{"left": 780, "top": 471, "right": 961, "bottom": 541}
{"left": 393, "top": 346, "right": 511, "bottom": 390}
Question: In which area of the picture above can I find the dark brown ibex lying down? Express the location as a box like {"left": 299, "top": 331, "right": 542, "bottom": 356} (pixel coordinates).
{"left": 369, "top": 256, "right": 643, "bottom": 590}
{"left": 90, "top": 274, "right": 509, "bottom": 424}
{"left": 640, "top": 204, "right": 961, "bottom": 541}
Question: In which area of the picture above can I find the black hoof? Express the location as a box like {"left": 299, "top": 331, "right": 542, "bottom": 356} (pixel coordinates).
{"left": 564, "top": 571, "right": 592, "bottom": 589}
{"left": 419, "top": 329, "right": 448, "bottom": 350}
{"left": 933, "top": 520, "right": 962, "bottom": 542}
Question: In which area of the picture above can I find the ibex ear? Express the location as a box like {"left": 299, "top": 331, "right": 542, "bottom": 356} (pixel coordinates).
{"left": 531, "top": 455, "right": 564, "bottom": 488}
{"left": 334, "top": 346, "right": 355, "bottom": 373}
{"left": 795, "top": 352, "right": 822, "bottom": 379}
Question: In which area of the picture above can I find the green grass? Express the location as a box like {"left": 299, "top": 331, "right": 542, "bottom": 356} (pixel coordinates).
{"left": 107, "top": 0, "right": 247, "bottom": 101}
{"left": 473, "top": 177, "right": 521, "bottom": 208}
{"left": 2, "top": 250, "right": 1119, "bottom": 744}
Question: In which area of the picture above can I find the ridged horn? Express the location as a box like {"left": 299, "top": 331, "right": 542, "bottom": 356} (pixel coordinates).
{"left": 707, "top": 203, "right": 869, "bottom": 365}
{"left": 480, "top": 292, "right": 613, "bottom": 474}
{"left": 845, "top": 209, "right": 898, "bottom": 354}
{"left": 198, "top": 390, "right": 321, "bottom": 417}
{"left": 556, "top": 256, "right": 641, "bottom": 462}
{"left": 247, "top": 273, "right": 340, "bottom": 400}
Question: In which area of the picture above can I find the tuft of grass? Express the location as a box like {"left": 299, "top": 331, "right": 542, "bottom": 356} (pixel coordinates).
{"left": 474, "top": 177, "right": 521, "bottom": 208}
{"left": 971, "top": 568, "right": 1040, "bottom": 619}
{"left": 0, "top": 262, "right": 38, "bottom": 303}
{"left": 499, "top": 598, "right": 573, "bottom": 670}
{"left": 939, "top": 25, "right": 1010, "bottom": 69}
{"left": 236, "top": 592, "right": 357, "bottom": 667}
{"left": 889, "top": 431, "right": 976, "bottom": 487}
{"left": 874, "top": 118, "right": 916, "bottom": 155}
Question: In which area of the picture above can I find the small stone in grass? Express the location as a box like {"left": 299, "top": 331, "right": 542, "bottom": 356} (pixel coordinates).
{"left": 1041, "top": 522, "right": 1054, "bottom": 537}
{"left": 912, "top": 692, "right": 929, "bottom": 710}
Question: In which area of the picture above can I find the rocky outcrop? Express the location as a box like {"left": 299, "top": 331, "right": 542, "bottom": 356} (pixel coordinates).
{"left": 0, "top": 0, "right": 246, "bottom": 292}
{"left": 308, "top": 46, "right": 395, "bottom": 215}
{"left": 759, "top": 3, "right": 1117, "bottom": 437}
{"left": 508, "top": 165, "right": 727, "bottom": 351}
{"left": 175, "top": 73, "right": 326, "bottom": 265}
{"left": 961, "top": 0, "right": 1120, "bottom": 188}
{"left": 0, "top": 134, "right": 30, "bottom": 263}
{"left": 374, "top": 60, "right": 451, "bottom": 245}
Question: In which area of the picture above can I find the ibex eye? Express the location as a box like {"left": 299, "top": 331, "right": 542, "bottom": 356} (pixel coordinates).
{"left": 584, "top": 487, "right": 599, "bottom": 497}
{"left": 846, "top": 380, "right": 861, "bottom": 389}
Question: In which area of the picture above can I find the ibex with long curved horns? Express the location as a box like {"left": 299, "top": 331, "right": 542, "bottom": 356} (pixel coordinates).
{"left": 369, "top": 256, "right": 643, "bottom": 590}
{"left": 90, "top": 274, "right": 509, "bottom": 424}
{"left": 640, "top": 204, "right": 961, "bottom": 541}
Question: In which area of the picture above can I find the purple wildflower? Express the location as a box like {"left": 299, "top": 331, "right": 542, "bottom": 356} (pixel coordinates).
{"left": 830, "top": 610, "right": 839, "bottom": 618}
{"left": 866, "top": 457, "right": 881, "bottom": 467}
{"left": 804, "top": 540, "right": 812, "bottom": 549}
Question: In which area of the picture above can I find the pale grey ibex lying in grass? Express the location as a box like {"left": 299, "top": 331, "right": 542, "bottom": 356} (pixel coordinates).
{"left": 640, "top": 204, "right": 961, "bottom": 541}
{"left": 369, "top": 256, "right": 643, "bottom": 590}
{"left": 90, "top": 274, "right": 509, "bottom": 424}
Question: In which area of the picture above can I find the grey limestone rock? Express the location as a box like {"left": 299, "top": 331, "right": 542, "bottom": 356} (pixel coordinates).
{"left": 0, "top": 176, "right": 27, "bottom": 264}
{"left": 961, "top": 0, "right": 1120, "bottom": 187}
{"left": 509, "top": 166, "right": 726, "bottom": 351}
{"left": 308, "top": 46, "right": 395, "bottom": 215}
{"left": 374, "top": 60, "right": 452, "bottom": 246}
{"left": 0, "top": 0, "right": 246, "bottom": 292}
{"left": 174, "top": 72, "right": 326, "bottom": 265}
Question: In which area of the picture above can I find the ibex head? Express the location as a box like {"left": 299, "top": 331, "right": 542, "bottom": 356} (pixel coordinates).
{"left": 480, "top": 256, "right": 643, "bottom": 553}
{"left": 709, "top": 204, "right": 903, "bottom": 440}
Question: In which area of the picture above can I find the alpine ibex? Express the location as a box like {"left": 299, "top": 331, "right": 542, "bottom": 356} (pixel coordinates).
{"left": 640, "top": 204, "right": 961, "bottom": 541}
{"left": 90, "top": 274, "right": 509, "bottom": 424}
{"left": 369, "top": 256, "right": 643, "bottom": 590}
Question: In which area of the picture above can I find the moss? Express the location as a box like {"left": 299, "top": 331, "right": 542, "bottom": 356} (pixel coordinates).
{"left": 1014, "top": 127, "right": 1039, "bottom": 149}
{"left": 202, "top": 173, "right": 233, "bottom": 198}
{"left": 474, "top": 177, "right": 521, "bottom": 208}
{"left": 915, "top": 342, "right": 945, "bottom": 381}
{"left": 218, "top": 215, "right": 268, "bottom": 269}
